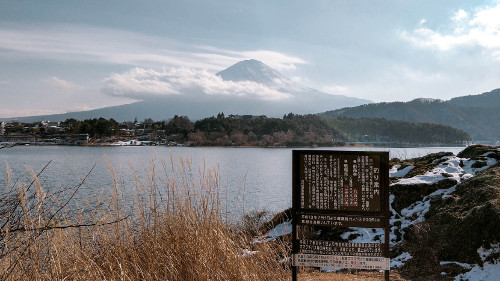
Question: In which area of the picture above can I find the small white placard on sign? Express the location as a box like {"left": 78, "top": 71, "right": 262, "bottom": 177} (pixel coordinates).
{"left": 293, "top": 253, "right": 390, "bottom": 270}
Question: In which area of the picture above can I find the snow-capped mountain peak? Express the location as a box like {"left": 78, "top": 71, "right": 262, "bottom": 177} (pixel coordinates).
{"left": 216, "top": 59, "right": 293, "bottom": 87}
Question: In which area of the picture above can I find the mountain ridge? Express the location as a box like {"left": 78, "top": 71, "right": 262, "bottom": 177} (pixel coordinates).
{"left": 318, "top": 88, "right": 500, "bottom": 142}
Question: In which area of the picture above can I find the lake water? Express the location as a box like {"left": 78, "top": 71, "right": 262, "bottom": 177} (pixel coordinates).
{"left": 0, "top": 145, "right": 465, "bottom": 219}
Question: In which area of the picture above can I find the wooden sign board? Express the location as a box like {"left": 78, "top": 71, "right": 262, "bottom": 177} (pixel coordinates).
{"left": 291, "top": 150, "right": 391, "bottom": 281}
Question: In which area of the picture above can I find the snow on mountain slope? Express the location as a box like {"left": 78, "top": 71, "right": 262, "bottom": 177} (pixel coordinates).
{"left": 217, "top": 59, "right": 292, "bottom": 87}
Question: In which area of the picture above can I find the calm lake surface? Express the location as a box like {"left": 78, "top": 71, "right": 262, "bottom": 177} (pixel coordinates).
{"left": 1, "top": 146, "right": 465, "bottom": 218}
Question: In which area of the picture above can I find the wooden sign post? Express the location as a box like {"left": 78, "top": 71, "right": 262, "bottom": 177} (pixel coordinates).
{"left": 291, "top": 150, "right": 390, "bottom": 281}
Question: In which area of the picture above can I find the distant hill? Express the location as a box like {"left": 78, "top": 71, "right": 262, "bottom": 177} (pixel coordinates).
{"left": 318, "top": 89, "right": 500, "bottom": 142}
{"left": 448, "top": 88, "right": 500, "bottom": 108}
{"left": 3, "top": 60, "right": 371, "bottom": 123}
{"left": 325, "top": 117, "right": 471, "bottom": 145}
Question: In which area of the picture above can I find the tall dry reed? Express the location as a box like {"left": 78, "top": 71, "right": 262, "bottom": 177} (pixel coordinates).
{"left": 0, "top": 157, "right": 289, "bottom": 280}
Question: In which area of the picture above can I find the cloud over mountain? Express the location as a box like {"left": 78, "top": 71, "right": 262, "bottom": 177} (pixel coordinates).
{"left": 101, "top": 67, "right": 292, "bottom": 101}
{"left": 96, "top": 59, "right": 371, "bottom": 120}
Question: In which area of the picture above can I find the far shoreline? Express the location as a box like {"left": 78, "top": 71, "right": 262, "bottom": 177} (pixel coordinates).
{"left": 1, "top": 141, "right": 472, "bottom": 149}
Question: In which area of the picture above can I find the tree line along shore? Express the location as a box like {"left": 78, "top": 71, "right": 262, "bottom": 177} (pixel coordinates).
{"left": 0, "top": 113, "right": 471, "bottom": 147}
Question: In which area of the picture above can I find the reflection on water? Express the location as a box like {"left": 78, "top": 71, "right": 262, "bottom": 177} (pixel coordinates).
{"left": 0, "top": 146, "right": 465, "bottom": 218}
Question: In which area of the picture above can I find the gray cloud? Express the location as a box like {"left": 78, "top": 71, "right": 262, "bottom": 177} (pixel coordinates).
{"left": 43, "top": 77, "right": 84, "bottom": 90}
{"left": 0, "top": 23, "right": 306, "bottom": 71}
{"left": 401, "top": 2, "right": 500, "bottom": 60}
{"left": 101, "top": 67, "right": 292, "bottom": 101}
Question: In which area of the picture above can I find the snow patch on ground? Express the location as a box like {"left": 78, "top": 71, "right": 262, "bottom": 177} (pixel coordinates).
{"left": 390, "top": 165, "right": 414, "bottom": 178}
{"left": 259, "top": 220, "right": 292, "bottom": 242}
{"left": 399, "top": 199, "right": 431, "bottom": 226}
{"left": 478, "top": 244, "right": 500, "bottom": 261}
{"left": 454, "top": 262, "right": 500, "bottom": 281}
{"left": 462, "top": 154, "right": 498, "bottom": 175}
{"left": 440, "top": 261, "right": 472, "bottom": 269}
{"left": 391, "top": 252, "right": 412, "bottom": 268}
{"left": 454, "top": 245, "right": 500, "bottom": 281}
{"left": 395, "top": 156, "right": 465, "bottom": 185}
{"left": 340, "top": 227, "right": 384, "bottom": 243}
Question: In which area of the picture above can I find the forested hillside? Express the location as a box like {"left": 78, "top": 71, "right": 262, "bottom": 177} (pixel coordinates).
{"left": 191, "top": 113, "right": 342, "bottom": 146}
{"left": 325, "top": 118, "right": 471, "bottom": 145}
{"left": 318, "top": 88, "right": 500, "bottom": 142}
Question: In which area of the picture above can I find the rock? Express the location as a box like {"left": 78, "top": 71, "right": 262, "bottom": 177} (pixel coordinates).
{"left": 457, "top": 144, "right": 500, "bottom": 160}
{"left": 392, "top": 152, "right": 454, "bottom": 179}
{"left": 391, "top": 178, "right": 457, "bottom": 213}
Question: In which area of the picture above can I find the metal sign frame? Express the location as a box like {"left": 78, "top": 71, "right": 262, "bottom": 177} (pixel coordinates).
{"left": 291, "top": 150, "right": 390, "bottom": 281}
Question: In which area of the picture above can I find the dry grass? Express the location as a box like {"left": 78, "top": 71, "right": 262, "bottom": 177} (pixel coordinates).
{"left": 0, "top": 157, "right": 289, "bottom": 280}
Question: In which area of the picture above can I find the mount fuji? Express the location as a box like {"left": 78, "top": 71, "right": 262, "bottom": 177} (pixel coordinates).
{"left": 8, "top": 60, "right": 371, "bottom": 122}
{"left": 216, "top": 59, "right": 371, "bottom": 111}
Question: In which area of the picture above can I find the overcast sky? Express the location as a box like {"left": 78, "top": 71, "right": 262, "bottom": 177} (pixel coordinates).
{"left": 1, "top": 0, "right": 500, "bottom": 118}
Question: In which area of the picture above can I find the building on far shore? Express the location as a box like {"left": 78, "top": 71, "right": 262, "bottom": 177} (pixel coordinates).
{"left": 0, "top": 122, "right": 4, "bottom": 135}
{"left": 76, "top": 133, "right": 90, "bottom": 145}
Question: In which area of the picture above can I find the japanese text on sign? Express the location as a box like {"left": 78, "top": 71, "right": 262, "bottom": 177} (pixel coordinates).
{"left": 299, "top": 240, "right": 384, "bottom": 257}
{"left": 293, "top": 254, "right": 390, "bottom": 270}
{"left": 299, "top": 213, "right": 384, "bottom": 228}
{"left": 300, "top": 153, "right": 382, "bottom": 212}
